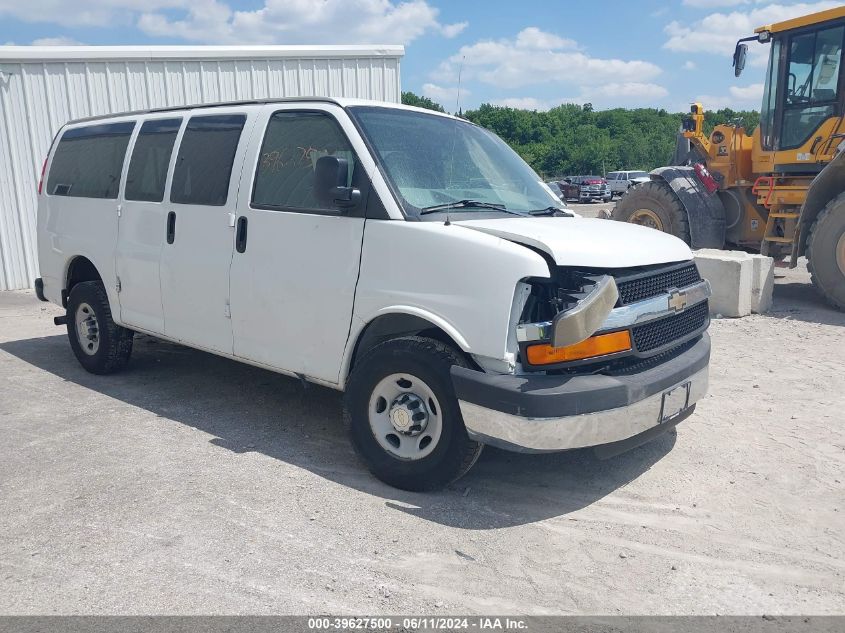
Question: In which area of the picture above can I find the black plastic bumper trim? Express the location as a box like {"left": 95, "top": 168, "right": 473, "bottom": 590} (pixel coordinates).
{"left": 452, "top": 333, "right": 710, "bottom": 419}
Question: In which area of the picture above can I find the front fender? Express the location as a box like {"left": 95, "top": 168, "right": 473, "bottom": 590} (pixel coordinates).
{"left": 793, "top": 150, "right": 845, "bottom": 263}
{"left": 651, "top": 166, "right": 726, "bottom": 249}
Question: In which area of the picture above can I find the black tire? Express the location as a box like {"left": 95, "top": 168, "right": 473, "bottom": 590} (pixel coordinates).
{"left": 806, "top": 193, "right": 845, "bottom": 311}
{"left": 343, "top": 336, "right": 483, "bottom": 491}
{"left": 612, "top": 180, "right": 691, "bottom": 244}
{"left": 66, "top": 281, "right": 134, "bottom": 374}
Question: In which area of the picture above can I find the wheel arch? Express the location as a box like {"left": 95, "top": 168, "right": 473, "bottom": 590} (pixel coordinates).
{"left": 341, "top": 309, "right": 471, "bottom": 389}
{"left": 793, "top": 151, "right": 845, "bottom": 263}
{"left": 650, "top": 166, "right": 727, "bottom": 249}
{"left": 63, "top": 255, "right": 103, "bottom": 307}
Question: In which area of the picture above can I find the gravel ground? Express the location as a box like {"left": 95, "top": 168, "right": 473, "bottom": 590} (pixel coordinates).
{"left": 0, "top": 262, "right": 842, "bottom": 615}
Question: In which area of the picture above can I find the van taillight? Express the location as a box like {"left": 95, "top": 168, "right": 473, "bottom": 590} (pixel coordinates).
{"left": 37, "top": 158, "right": 47, "bottom": 195}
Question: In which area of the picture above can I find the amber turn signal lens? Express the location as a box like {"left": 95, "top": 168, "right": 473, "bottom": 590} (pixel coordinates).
{"left": 526, "top": 331, "right": 632, "bottom": 365}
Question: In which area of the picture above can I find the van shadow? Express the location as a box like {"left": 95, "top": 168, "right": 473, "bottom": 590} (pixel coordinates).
{"left": 0, "top": 333, "right": 676, "bottom": 530}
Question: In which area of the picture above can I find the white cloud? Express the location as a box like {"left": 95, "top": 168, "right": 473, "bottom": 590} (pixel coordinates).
{"left": 32, "top": 36, "right": 84, "bottom": 46}
{"left": 421, "top": 82, "right": 467, "bottom": 106}
{"left": 0, "top": 0, "right": 465, "bottom": 45}
{"left": 514, "top": 27, "right": 577, "bottom": 50}
{"left": 683, "top": 0, "right": 751, "bottom": 7}
{"left": 137, "top": 0, "right": 466, "bottom": 45}
{"left": 664, "top": 1, "right": 840, "bottom": 64}
{"left": 490, "top": 83, "right": 669, "bottom": 111}
{"left": 683, "top": 60, "right": 697, "bottom": 70}
{"left": 0, "top": 0, "right": 185, "bottom": 27}
{"left": 581, "top": 82, "right": 669, "bottom": 100}
{"left": 432, "top": 27, "right": 661, "bottom": 90}
{"left": 729, "top": 82, "right": 764, "bottom": 100}
{"left": 686, "top": 82, "right": 765, "bottom": 111}
{"left": 493, "top": 97, "right": 556, "bottom": 111}
{"left": 440, "top": 21, "right": 467, "bottom": 38}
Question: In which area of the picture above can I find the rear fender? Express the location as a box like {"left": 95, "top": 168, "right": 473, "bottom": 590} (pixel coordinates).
{"left": 651, "top": 166, "right": 726, "bottom": 249}
{"left": 792, "top": 150, "right": 845, "bottom": 264}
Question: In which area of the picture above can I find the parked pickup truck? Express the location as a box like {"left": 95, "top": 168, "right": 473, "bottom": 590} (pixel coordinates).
{"left": 560, "top": 175, "right": 612, "bottom": 202}
{"left": 35, "top": 98, "right": 711, "bottom": 491}
{"left": 607, "top": 170, "right": 650, "bottom": 197}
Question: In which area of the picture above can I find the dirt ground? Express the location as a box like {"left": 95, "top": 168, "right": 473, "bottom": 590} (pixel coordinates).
{"left": 0, "top": 260, "right": 843, "bottom": 615}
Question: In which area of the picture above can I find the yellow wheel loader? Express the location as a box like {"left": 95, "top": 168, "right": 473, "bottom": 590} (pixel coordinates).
{"left": 613, "top": 6, "right": 845, "bottom": 310}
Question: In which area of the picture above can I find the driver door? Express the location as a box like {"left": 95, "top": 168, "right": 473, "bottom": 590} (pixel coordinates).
{"left": 228, "top": 104, "right": 369, "bottom": 384}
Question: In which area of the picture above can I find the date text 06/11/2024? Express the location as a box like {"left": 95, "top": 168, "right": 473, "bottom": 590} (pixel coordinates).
{"left": 307, "top": 617, "right": 528, "bottom": 630}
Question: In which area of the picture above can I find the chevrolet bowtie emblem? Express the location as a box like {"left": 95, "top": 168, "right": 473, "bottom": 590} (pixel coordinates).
{"left": 667, "top": 289, "right": 688, "bottom": 312}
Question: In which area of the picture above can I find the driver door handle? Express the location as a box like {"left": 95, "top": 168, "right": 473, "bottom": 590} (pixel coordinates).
{"left": 166, "top": 211, "right": 176, "bottom": 244}
{"left": 235, "top": 216, "right": 248, "bottom": 253}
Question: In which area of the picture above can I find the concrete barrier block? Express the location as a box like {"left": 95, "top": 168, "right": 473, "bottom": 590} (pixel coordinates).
{"left": 693, "top": 249, "right": 754, "bottom": 317}
{"left": 748, "top": 254, "right": 774, "bottom": 314}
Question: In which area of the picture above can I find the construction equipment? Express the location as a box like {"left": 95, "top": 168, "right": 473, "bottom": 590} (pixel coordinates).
{"left": 613, "top": 6, "right": 845, "bottom": 310}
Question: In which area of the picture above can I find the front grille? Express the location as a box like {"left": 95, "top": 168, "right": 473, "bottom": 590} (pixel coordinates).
{"left": 615, "top": 262, "right": 701, "bottom": 305}
{"left": 632, "top": 301, "right": 709, "bottom": 352}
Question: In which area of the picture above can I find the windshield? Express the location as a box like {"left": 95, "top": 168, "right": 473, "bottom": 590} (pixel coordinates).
{"left": 349, "top": 106, "right": 564, "bottom": 217}
{"left": 629, "top": 171, "right": 648, "bottom": 178}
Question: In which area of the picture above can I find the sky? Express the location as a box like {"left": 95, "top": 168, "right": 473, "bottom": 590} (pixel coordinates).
{"left": 0, "top": 0, "right": 841, "bottom": 113}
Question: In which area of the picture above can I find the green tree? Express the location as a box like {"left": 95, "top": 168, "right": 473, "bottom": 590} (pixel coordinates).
{"left": 462, "top": 103, "right": 760, "bottom": 177}
{"left": 401, "top": 91, "right": 446, "bottom": 113}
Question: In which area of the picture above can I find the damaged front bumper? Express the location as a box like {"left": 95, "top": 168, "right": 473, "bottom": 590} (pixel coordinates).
{"left": 451, "top": 333, "right": 710, "bottom": 454}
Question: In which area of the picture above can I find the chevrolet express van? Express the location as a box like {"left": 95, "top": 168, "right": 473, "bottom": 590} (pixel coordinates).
{"left": 35, "top": 98, "right": 711, "bottom": 491}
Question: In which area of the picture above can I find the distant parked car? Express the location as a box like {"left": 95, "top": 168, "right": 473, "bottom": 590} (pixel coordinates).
{"left": 560, "top": 175, "right": 611, "bottom": 203}
{"left": 607, "top": 170, "right": 650, "bottom": 197}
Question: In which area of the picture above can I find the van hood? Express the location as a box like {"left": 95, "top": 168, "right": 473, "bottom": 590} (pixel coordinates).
{"left": 454, "top": 217, "right": 692, "bottom": 268}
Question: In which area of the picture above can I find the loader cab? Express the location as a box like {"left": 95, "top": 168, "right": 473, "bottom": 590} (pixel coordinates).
{"left": 755, "top": 17, "right": 845, "bottom": 155}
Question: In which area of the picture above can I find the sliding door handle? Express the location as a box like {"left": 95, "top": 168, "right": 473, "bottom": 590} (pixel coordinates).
{"left": 235, "top": 216, "right": 248, "bottom": 253}
{"left": 166, "top": 211, "right": 176, "bottom": 244}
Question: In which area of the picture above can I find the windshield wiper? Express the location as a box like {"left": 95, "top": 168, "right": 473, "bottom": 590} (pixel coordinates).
{"left": 527, "top": 206, "right": 574, "bottom": 217}
{"left": 420, "top": 199, "right": 525, "bottom": 216}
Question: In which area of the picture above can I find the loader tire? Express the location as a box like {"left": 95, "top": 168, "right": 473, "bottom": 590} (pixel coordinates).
{"left": 806, "top": 192, "right": 845, "bottom": 312}
{"left": 612, "top": 180, "right": 691, "bottom": 244}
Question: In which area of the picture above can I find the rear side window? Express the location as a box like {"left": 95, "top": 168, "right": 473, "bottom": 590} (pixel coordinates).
{"left": 125, "top": 118, "right": 182, "bottom": 202}
{"left": 252, "top": 111, "right": 355, "bottom": 212}
{"left": 47, "top": 122, "right": 135, "bottom": 199}
{"left": 170, "top": 114, "right": 246, "bottom": 206}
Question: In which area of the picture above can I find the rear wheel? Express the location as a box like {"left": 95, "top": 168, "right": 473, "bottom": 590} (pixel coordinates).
{"left": 612, "top": 180, "right": 691, "bottom": 244}
{"left": 343, "top": 336, "right": 483, "bottom": 491}
{"left": 66, "top": 281, "right": 134, "bottom": 374}
{"left": 806, "top": 193, "right": 845, "bottom": 311}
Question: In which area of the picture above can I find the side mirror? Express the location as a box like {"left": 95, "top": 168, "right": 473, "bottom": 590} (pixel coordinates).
{"left": 733, "top": 43, "right": 747, "bottom": 77}
{"left": 314, "top": 155, "right": 361, "bottom": 210}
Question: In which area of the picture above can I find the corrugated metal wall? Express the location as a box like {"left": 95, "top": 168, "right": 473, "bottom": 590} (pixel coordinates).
{"left": 0, "top": 47, "right": 403, "bottom": 290}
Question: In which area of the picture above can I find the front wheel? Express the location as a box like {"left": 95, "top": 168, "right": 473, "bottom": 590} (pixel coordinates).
{"left": 343, "top": 336, "right": 483, "bottom": 491}
{"left": 612, "top": 180, "right": 691, "bottom": 244}
{"left": 806, "top": 193, "right": 845, "bottom": 311}
{"left": 66, "top": 281, "right": 134, "bottom": 374}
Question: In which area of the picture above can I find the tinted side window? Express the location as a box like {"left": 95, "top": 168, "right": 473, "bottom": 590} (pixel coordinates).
{"left": 252, "top": 111, "right": 355, "bottom": 212}
{"left": 170, "top": 114, "right": 246, "bottom": 206}
{"left": 47, "top": 122, "right": 135, "bottom": 199}
{"left": 125, "top": 118, "right": 181, "bottom": 202}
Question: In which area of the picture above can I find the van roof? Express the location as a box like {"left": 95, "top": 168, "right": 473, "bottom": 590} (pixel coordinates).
{"left": 64, "top": 97, "right": 459, "bottom": 126}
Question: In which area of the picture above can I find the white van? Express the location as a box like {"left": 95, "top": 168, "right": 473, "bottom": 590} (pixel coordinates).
{"left": 35, "top": 98, "right": 711, "bottom": 491}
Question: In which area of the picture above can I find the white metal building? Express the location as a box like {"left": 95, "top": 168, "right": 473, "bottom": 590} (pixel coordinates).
{"left": 0, "top": 45, "right": 404, "bottom": 290}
